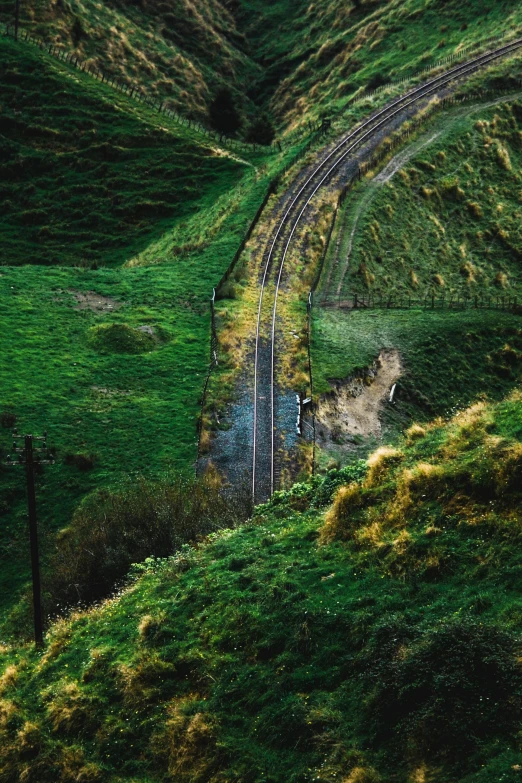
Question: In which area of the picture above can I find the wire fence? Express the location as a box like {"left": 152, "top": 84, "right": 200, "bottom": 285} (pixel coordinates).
{"left": 324, "top": 294, "right": 520, "bottom": 311}
{"left": 3, "top": 23, "right": 322, "bottom": 157}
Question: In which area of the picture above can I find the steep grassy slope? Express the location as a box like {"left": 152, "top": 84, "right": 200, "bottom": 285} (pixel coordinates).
{"left": 0, "top": 35, "right": 248, "bottom": 267}
{"left": 312, "top": 309, "right": 522, "bottom": 423}
{"left": 0, "top": 35, "right": 279, "bottom": 632}
{"left": 1, "top": 391, "right": 522, "bottom": 782}
{"left": 0, "top": 0, "right": 258, "bottom": 120}
{"left": 241, "top": 0, "right": 522, "bottom": 128}
{"left": 330, "top": 100, "right": 522, "bottom": 301}
{"left": 309, "top": 94, "right": 522, "bottom": 472}
{"left": 4, "top": 0, "right": 522, "bottom": 129}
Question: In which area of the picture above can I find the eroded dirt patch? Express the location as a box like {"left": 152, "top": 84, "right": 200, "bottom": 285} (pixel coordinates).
{"left": 69, "top": 289, "right": 122, "bottom": 313}
{"left": 316, "top": 349, "right": 402, "bottom": 447}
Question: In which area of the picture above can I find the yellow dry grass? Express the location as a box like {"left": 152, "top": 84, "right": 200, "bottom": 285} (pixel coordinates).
{"left": 406, "top": 423, "right": 426, "bottom": 441}
{"left": 365, "top": 445, "right": 403, "bottom": 487}
{"left": 151, "top": 694, "right": 217, "bottom": 782}
{"left": 44, "top": 680, "right": 91, "bottom": 735}
{"left": 321, "top": 483, "right": 364, "bottom": 543}
{"left": 342, "top": 766, "right": 381, "bottom": 783}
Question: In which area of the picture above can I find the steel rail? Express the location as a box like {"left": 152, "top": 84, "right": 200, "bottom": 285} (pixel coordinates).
{"left": 252, "top": 35, "right": 522, "bottom": 501}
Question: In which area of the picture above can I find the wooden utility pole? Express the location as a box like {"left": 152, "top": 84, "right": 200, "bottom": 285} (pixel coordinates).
{"left": 14, "top": 0, "right": 20, "bottom": 41}
{"left": 5, "top": 430, "right": 54, "bottom": 647}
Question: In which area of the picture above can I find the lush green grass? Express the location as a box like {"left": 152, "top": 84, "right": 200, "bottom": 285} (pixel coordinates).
{"left": 0, "top": 35, "right": 284, "bottom": 633}
{"left": 312, "top": 308, "right": 522, "bottom": 423}
{"left": 0, "top": 36, "right": 252, "bottom": 268}
{"left": 323, "top": 100, "right": 522, "bottom": 301}
{"left": 1, "top": 391, "right": 522, "bottom": 782}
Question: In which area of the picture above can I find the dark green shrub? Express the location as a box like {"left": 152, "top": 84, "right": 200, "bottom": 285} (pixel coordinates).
{"left": 208, "top": 88, "right": 242, "bottom": 136}
{"left": 47, "top": 474, "right": 249, "bottom": 611}
{"left": 367, "top": 618, "right": 522, "bottom": 769}
{"left": 64, "top": 452, "right": 97, "bottom": 471}
{"left": 87, "top": 323, "right": 156, "bottom": 354}
{"left": 0, "top": 411, "right": 16, "bottom": 429}
{"left": 246, "top": 115, "right": 275, "bottom": 146}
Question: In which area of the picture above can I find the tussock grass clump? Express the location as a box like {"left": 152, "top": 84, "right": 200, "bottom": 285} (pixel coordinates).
{"left": 495, "top": 271, "right": 509, "bottom": 288}
{"left": 119, "top": 651, "right": 176, "bottom": 706}
{"left": 460, "top": 260, "right": 476, "bottom": 281}
{"left": 342, "top": 767, "right": 381, "bottom": 783}
{"left": 406, "top": 423, "right": 426, "bottom": 441}
{"left": 44, "top": 680, "right": 96, "bottom": 735}
{"left": 467, "top": 200, "right": 483, "bottom": 218}
{"left": 365, "top": 446, "right": 403, "bottom": 487}
{"left": 321, "top": 483, "right": 364, "bottom": 542}
{"left": 138, "top": 611, "right": 168, "bottom": 645}
{"left": 495, "top": 141, "right": 512, "bottom": 171}
{"left": 151, "top": 696, "right": 217, "bottom": 781}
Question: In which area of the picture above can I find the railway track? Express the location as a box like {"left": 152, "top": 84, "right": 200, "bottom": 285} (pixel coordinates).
{"left": 251, "top": 35, "right": 522, "bottom": 504}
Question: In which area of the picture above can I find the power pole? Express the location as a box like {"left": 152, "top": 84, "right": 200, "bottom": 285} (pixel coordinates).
{"left": 14, "top": 0, "right": 20, "bottom": 41}
{"left": 5, "top": 430, "right": 54, "bottom": 647}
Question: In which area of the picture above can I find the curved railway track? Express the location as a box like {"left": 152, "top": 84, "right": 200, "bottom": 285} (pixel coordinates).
{"left": 251, "top": 35, "right": 522, "bottom": 504}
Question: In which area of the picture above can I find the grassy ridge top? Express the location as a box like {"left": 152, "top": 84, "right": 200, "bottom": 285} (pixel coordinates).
{"left": 0, "top": 35, "right": 245, "bottom": 267}
{"left": 1, "top": 390, "right": 522, "bottom": 781}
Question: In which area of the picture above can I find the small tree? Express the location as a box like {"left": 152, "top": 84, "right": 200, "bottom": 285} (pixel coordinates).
{"left": 209, "top": 87, "right": 242, "bottom": 136}
{"left": 246, "top": 115, "right": 275, "bottom": 146}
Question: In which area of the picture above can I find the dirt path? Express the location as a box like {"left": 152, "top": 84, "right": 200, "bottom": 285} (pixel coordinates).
{"left": 316, "top": 349, "right": 402, "bottom": 446}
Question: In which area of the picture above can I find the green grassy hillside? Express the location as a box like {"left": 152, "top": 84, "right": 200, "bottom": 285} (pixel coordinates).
{"left": 327, "top": 100, "right": 522, "bottom": 302}
{"left": 309, "top": 94, "right": 522, "bottom": 460}
{"left": 1, "top": 390, "right": 522, "bottom": 782}
{"left": 312, "top": 308, "right": 522, "bottom": 423}
{"left": 4, "top": 0, "right": 522, "bottom": 130}
{"left": 0, "top": 0, "right": 259, "bottom": 121}
{"left": 265, "top": 0, "right": 522, "bottom": 128}
{"left": 0, "top": 34, "right": 279, "bottom": 633}
{"left": 0, "top": 35, "right": 248, "bottom": 267}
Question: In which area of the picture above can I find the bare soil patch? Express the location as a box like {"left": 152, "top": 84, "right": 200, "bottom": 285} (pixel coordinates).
{"left": 316, "top": 348, "right": 402, "bottom": 447}
{"left": 69, "top": 289, "right": 122, "bottom": 313}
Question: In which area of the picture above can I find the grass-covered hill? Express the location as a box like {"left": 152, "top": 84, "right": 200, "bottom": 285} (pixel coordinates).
{"left": 0, "top": 34, "right": 280, "bottom": 634}
{"left": 0, "top": 0, "right": 259, "bottom": 121}
{"left": 335, "top": 100, "right": 522, "bottom": 301}
{"left": 310, "top": 94, "right": 522, "bottom": 467}
{"left": 1, "top": 389, "right": 522, "bottom": 782}
{"left": 0, "top": 35, "right": 245, "bottom": 268}
{"left": 264, "top": 0, "right": 522, "bottom": 128}
{"left": 4, "top": 0, "right": 522, "bottom": 129}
